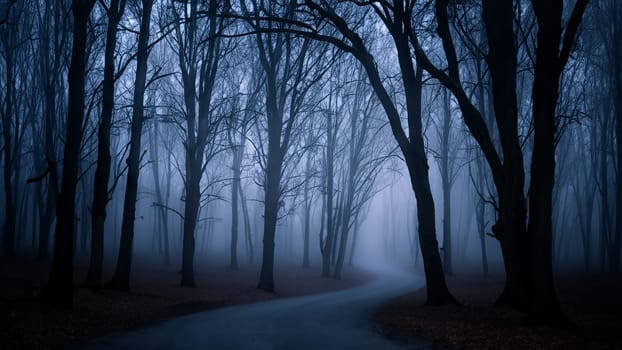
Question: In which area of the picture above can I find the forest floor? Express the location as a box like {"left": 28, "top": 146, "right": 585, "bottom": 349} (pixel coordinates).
{"left": 375, "top": 273, "right": 622, "bottom": 350}
{"left": 0, "top": 255, "right": 372, "bottom": 350}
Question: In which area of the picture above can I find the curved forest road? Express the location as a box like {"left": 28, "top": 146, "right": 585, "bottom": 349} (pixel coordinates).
{"left": 79, "top": 267, "right": 436, "bottom": 350}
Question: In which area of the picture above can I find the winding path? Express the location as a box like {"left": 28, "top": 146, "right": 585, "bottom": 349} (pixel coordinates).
{"left": 79, "top": 267, "right": 434, "bottom": 349}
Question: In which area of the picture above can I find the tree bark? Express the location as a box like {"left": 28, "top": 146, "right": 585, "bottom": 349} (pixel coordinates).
{"left": 348, "top": 214, "right": 360, "bottom": 266}
{"left": 84, "top": 0, "right": 126, "bottom": 290}
{"left": 181, "top": 160, "right": 200, "bottom": 287}
{"left": 526, "top": 0, "right": 588, "bottom": 323}
{"left": 230, "top": 144, "right": 243, "bottom": 270}
{"left": 149, "top": 120, "right": 170, "bottom": 264}
{"left": 394, "top": 21, "right": 455, "bottom": 305}
{"left": 1, "top": 17, "right": 16, "bottom": 259}
{"left": 527, "top": 2, "right": 563, "bottom": 321}
{"left": 178, "top": 0, "right": 221, "bottom": 287}
{"left": 481, "top": 0, "right": 528, "bottom": 310}
{"left": 303, "top": 0, "right": 456, "bottom": 304}
{"left": 612, "top": 3, "right": 622, "bottom": 272}
{"left": 257, "top": 142, "right": 283, "bottom": 292}
{"left": 256, "top": 49, "right": 285, "bottom": 290}
{"left": 440, "top": 88, "right": 453, "bottom": 275}
{"left": 321, "top": 109, "right": 335, "bottom": 278}
{"left": 253, "top": 16, "right": 314, "bottom": 291}
{"left": 302, "top": 152, "right": 312, "bottom": 268}
{"left": 239, "top": 182, "right": 253, "bottom": 264}
{"left": 40, "top": 0, "right": 96, "bottom": 306}
{"left": 36, "top": 1, "right": 63, "bottom": 261}
{"left": 106, "top": 0, "right": 153, "bottom": 292}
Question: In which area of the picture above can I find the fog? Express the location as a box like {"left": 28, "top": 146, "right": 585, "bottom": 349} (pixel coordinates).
{"left": 0, "top": 0, "right": 620, "bottom": 322}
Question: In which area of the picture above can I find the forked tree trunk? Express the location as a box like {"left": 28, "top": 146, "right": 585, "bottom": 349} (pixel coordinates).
{"left": 526, "top": 0, "right": 588, "bottom": 323}
{"left": 527, "top": 17, "right": 564, "bottom": 323}
{"left": 480, "top": 0, "right": 528, "bottom": 310}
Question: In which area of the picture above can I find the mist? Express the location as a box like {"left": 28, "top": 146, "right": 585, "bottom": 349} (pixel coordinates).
{"left": 1, "top": 0, "right": 621, "bottom": 349}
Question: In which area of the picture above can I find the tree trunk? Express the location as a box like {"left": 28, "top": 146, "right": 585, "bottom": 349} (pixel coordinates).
{"left": 474, "top": 61, "right": 489, "bottom": 278}
{"left": 477, "top": 197, "right": 489, "bottom": 277}
{"left": 150, "top": 122, "right": 170, "bottom": 264}
{"left": 481, "top": 0, "right": 528, "bottom": 310}
{"left": 179, "top": 0, "right": 221, "bottom": 287}
{"left": 348, "top": 214, "right": 360, "bottom": 266}
{"left": 163, "top": 137, "right": 172, "bottom": 262}
{"left": 526, "top": 0, "right": 588, "bottom": 323}
{"left": 40, "top": 0, "right": 96, "bottom": 306}
{"left": 599, "top": 102, "right": 611, "bottom": 272}
{"left": 612, "top": 23, "right": 622, "bottom": 272}
{"left": 314, "top": 7, "right": 457, "bottom": 302}
{"left": 79, "top": 179, "right": 89, "bottom": 253}
{"left": 333, "top": 189, "right": 353, "bottom": 280}
{"left": 257, "top": 146, "right": 282, "bottom": 292}
{"left": 321, "top": 107, "right": 335, "bottom": 278}
{"left": 239, "top": 183, "right": 253, "bottom": 264}
{"left": 84, "top": 0, "right": 125, "bottom": 290}
{"left": 230, "top": 144, "right": 242, "bottom": 270}
{"left": 395, "top": 28, "right": 455, "bottom": 305}
{"left": 1, "top": 24, "right": 16, "bottom": 259}
{"left": 527, "top": 52, "right": 564, "bottom": 323}
{"left": 257, "top": 45, "right": 286, "bottom": 291}
{"left": 181, "top": 160, "right": 200, "bottom": 287}
{"left": 440, "top": 88, "right": 453, "bottom": 275}
{"left": 334, "top": 101, "right": 363, "bottom": 279}
{"left": 39, "top": 0, "right": 66, "bottom": 262}
{"left": 302, "top": 153, "right": 312, "bottom": 268}
{"left": 106, "top": 0, "right": 153, "bottom": 292}
{"left": 36, "top": 180, "right": 54, "bottom": 261}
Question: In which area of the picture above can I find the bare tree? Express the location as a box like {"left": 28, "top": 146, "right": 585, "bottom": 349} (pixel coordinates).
{"left": 242, "top": 0, "right": 329, "bottom": 291}
{"left": 40, "top": 0, "right": 97, "bottom": 306}
{"left": 32, "top": 0, "right": 69, "bottom": 261}
{"left": 298, "top": 0, "right": 457, "bottom": 305}
{"left": 106, "top": 0, "right": 154, "bottom": 292}
{"left": 0, "top": 0, "right": 20, "bottom": 258}
{"left": 166, "top": 0, "right": 230, "bottom": 287}
{"left": 84, "top": 0, "right": 127, "bottom": 291}
{"left": 432, "top": 88, "right": 462, "bottom": 276}
{"left": 225, "top": 58, "right": 261, "bottom": 270}
{"left": 592, "top": 0, "right": 622, "bottom": 272}
{"left": 333, "top": 67, "right": 390, "bottom": 279}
